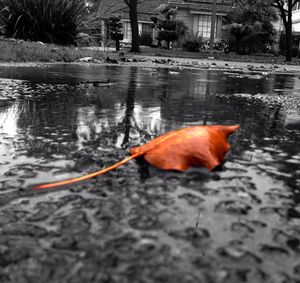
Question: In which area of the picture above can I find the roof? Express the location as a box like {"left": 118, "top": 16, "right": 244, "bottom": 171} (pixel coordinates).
{"left": 97, "top": 0, "right": 233, "bottom": 22}
{"left": 168, "top": 0, "right": 233, "bottom": 13}
{"left": 97, "top": 0, "right": 167, "bottom": 22}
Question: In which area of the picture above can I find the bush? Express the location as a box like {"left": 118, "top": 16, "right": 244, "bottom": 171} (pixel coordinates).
{"left": 213, "top": 40, "right": 229, "bottom": 52}
{"left": 75, "top": 32, "right": 93, "bottom": 47}
{"left": 176, "top": 20, "right": 188, "bottom": 48}
{"left": 157, "top": 30, "right": 178, "bottom": 43}
{"left": 182, "top": 39, "right": 200, "bottom": 52}
{"left": 199, "top": 40, "right": 210, "bottom": 51}
{"left": 182, "top": 36, "right": 230, "bottom": 53}
{"left": 292, "top": 45, "right": 300, "bottom": 58}
{"left": 139, "top": 33, "right": 152, "bottom": 46}
{"left": 0, "top": 0, "right": 87, "bottom": 45}
{"left": 182, "top": 34, "right": 203, "bottom": 52}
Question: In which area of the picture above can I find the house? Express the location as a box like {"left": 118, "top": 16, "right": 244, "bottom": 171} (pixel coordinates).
{"left": 97, "top": 0, "right": 233, "bottom": 46}
{"left": 168, "top": 0, "right": 234, "bottom": 41}
{"left": 293, "top": 2, "right": 300, "bottom": 32}
{"left": 292, "top": 1, "right": 300, "bottom": 47}
{"left": 97, "top": 0, "right": 166, "bottom": 45}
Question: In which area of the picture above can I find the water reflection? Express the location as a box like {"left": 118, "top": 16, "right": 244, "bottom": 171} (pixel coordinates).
{"left": 121, "top": 68, "right": 136, "bottom": 148}
{"left": 0, "top": 65, "right": 299, "bottom": 189}
{"left": 1, "top": 64, "right": 300, "bottom": 281}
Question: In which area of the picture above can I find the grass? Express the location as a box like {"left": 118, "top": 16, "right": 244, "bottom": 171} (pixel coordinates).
{"left": 1, "top": 37, "right": 300, "bottom": 66}
{"left": 134, "top": 46, "right": 300, "bottom": 65}
{"left": 0, "top": 38, "right": 107, "bottom": 62}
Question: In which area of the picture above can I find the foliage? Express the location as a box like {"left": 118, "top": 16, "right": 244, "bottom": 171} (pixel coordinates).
{"left": 229, "top": 0, "right": 277, "bottom": 23}
{"left": 175, "top": 20, "right": 188, "bottom": 47}
{"left": 213, "top": 40, "right": 229, "bottom": 52}
{"left": 139, "top": 33, "right": 152, "bottom": 46}
{"left": 157, "top": 30, "right": 178, "bottom": 46}
{"left": 279, "top": 32, "right": 300, "bottom": 58}
{"left": 183, "top": 34, "right": 229, "bottom": 53}
{"left": 182, "top": 34, "right": 203, "bottom": 52}
{"left": 224, "top": 0, "right": 278, "bottom": 54}
{"left": 75, "top": 32, "right": 102, "bottom": 47}
{"left": 183, "top": 39, "right": 201, "bottom": 52}
{"left": 85, "top": 0, "right": 100, "bottom": 14}
{"left": 77, "top": 0, "right": 106, "bottom": 46}
{"left": 292, "top": 45, "right": 300, "bottom": 58}
{"left": 0, "top": 0, "right": 88, "bottom": 45}
{"left": 152, "top": 4, "right": 181, "bottom": 49}
{"left": 155, "top": 3, "right": 177, "bottom": 20}
{"left": 108, "top": 16, "right": 123, "bottom": 51}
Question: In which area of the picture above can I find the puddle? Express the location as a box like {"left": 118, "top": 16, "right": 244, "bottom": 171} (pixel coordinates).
{"left": 0, "top": 64, "right": 300, "bottom": 282}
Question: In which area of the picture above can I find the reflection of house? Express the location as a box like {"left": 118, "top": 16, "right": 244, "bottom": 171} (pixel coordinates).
{"left": 168, "top": 0, "right": 233, "bottom": 40}
{"left": 97, "top": 0, "right": 164, "bottom": 45}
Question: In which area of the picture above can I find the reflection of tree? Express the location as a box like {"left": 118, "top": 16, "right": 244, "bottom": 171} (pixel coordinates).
{"left": 203, "top": 71, "right": 212, "bottom": 125}
{"left": 273, "top": 74, "right": 293, "bottom": 95}
{"left": 121, "top": 68, "right": 136, "bottom": 148}
{"left": 157, "top": 70, "right": 292, "bottom": 149}
{"left": 16, "top": 88, "right": 80, "bottom": 156}
{"left": 75, "top": 67, "right": 160, "bottom": 150}
{"left": 119, "top": 67, "right": 160, "bottom": 148}
{"left": 160, "top": 70, "right": 211, "bottom": 126}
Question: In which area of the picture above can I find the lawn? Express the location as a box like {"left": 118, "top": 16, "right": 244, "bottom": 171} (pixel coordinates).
{"left": 1, "top": 36, "right": 300, "bottom": 66}
{"left": 0, "top": 38, "right": 106, "bottom": 63}
{"left": 133, "top": 46, "right": 300, "bottom": 65}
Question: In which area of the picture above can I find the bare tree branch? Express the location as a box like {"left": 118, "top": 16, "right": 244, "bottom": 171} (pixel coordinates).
{"left": 292, "top": 0, "right": 300, "bottom": 7}
{"left": 123, "top": 0, "right": 130, "bottom": 7}
{"left": 272, "top": 1, "right": 288, "bottom": 12}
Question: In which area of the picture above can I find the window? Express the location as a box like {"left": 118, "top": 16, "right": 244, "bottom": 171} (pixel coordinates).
{"left": 141, "top": 23, "right": 152, "bottom": 35}
{"left": 293, "top": 2, "right": 300, "bottom": 11}
{"left": 124, "top": 22, "right": 132, "bottom": 40}
{"left": 197, "top": 15, "right": 218, "bottom": 38}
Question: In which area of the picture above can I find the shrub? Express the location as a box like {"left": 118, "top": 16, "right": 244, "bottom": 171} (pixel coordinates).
{"left": 0, "top": 0, "right": 87, "bottom": 45}
{"left": 213, "top": 40, "right": 229, "bottom": 52}
{"left": 182, "top": 39, "right": 200, "bottom": 52}
{"left": 182, "top": 34, "right": 203, "bottom": 52}
{"left": 75, "top": 32, "right": 92, "bottom": 47}
{"left": 157, "top": 30, "right": 178, "bottom": 44}
{"left": 152, "top": 4, "right": 180, "bottom": 49}
{"left": 199, "top": 40, "right": 210, "bottom": 51}
{"left": 183, "top": 36, "right": 230, "bottom": 53}
{"left": 292, "top": 45, "right": 300, "bottom": 58}
{"left": 176, "top": 20, "right": 188, "bottom": 48}
{"left": 139, "top": 33, "right": 152, "bottom": 46}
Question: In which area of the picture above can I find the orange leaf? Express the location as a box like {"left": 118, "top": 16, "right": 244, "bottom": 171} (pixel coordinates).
{"left": 130, "top": 125, "right": 240, "bottom": 171}
{"left": 32, "top": 125, "right": 239, "bottom": 190}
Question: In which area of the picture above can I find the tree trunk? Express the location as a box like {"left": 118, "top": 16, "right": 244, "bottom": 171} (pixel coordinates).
{"left": 276, "top": 0, "right": 293, "bottom": 61}
{"left": 285, "top": 1, "right": 293, "bottom": 62}
{"left": 129, "top": 1, "right": 140, "bottom": 53}
{"left": 116, "top": 39, "right": 120, "bottom": 52}
{"left": 166, "top": 41, "right": 170, "bottom": 49}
